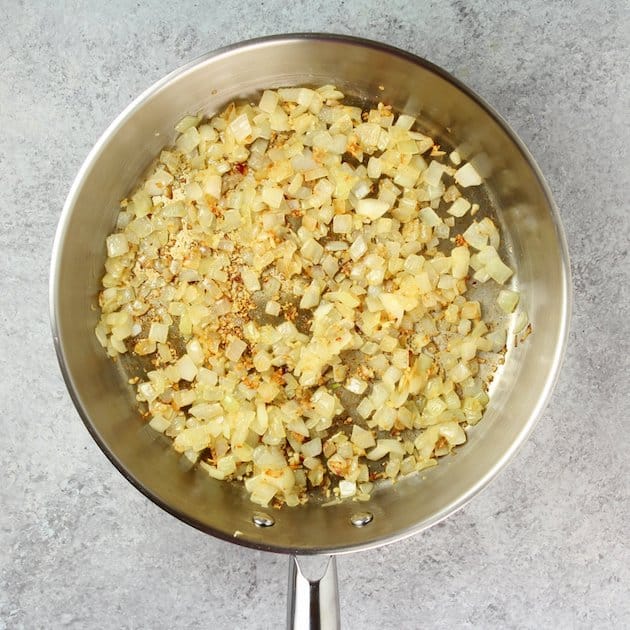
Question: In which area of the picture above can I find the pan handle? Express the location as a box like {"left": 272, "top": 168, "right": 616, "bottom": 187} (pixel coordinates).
{"left": 287, "top": 555, "right": 340, "bottom": 630}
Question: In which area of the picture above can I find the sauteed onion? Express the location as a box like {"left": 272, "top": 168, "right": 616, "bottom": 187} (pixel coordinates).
{"left": 96, "top": 86, "right": 518, "bottom": 507}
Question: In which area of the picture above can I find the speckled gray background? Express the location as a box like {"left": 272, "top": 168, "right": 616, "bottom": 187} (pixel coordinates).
{"left": 1, "top": 1, "right": 628, "bottom": 628}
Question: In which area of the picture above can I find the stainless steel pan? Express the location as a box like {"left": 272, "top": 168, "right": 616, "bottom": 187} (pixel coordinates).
{"left": 50, "top": 34, "right": 571, "bottom": 629}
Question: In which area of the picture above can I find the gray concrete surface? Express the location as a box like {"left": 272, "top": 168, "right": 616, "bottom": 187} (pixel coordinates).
{"left": 1, "top": 1, "right": 629, "bottom": 628}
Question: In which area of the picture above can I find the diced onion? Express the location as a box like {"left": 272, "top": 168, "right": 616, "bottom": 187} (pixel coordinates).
{"left": 259, "top": 90, "right": 279, "bottom": 114}
{"left": 265, "top": 300, "right": 281, "bottom": 316}
{"left": 96, "top": 85, "right": 521, "bottom": 509}
{"left": 175, "top": 115, "right": 201, "bottom": 133}
{"left": 367, "top": 439, "right": 405, "bottom": 461}
{"left": 301, "top": 238, "right": 324, "bottom": 263}
{"left": 448, "top": 197, "right": 471, "bottom": 217}
{"left": 148, "top": 322, "right": 169, "bottom": 344}
{"left": 351, "top": 425, "right": 376, "bottom": 449}
{"left": 497, "top": 289, "right": 520, "bottom": 313}
{"left": 225, "top": 338, "right": 247, "bottom": 362}
{"left": 106, "top": 234, "right": 129, "bottom": 257}
{"left": 175, "top": 354, "right": 198, "bottom": 382}
{"left": 149, "top": 415, "right": 171, "bottom": 433}
{"left": 419, "top": 207, "right": 441, "bottom": 227}
{"left": 514, "top": 310, "right": 529, "bottom": 334}
{"left": 229, "top": 113, "right": 252, "bottom": 143}
{"left": 356, "top": 198, "right": 390, "bottom": 220}
{"left": 339, "top": 480, "right": 357, "bottom": 498}
{"left": 332, "top": 214, "right": 352, "bottom": 233}
{"left": 451, "top": 246, "right": 470, "bottom": 279}
{"left": 454, "top": 162, "right": 482, "bottom": 187}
